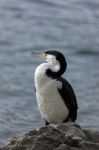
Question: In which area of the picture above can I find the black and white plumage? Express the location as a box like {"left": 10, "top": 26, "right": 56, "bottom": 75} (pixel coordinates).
{"left": 32, "top": 50, "right": 78, "bottom": 125}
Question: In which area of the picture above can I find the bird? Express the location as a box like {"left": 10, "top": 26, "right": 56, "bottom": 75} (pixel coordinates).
{"left": 32, "top": 50, "right": 78, "bottom": 126}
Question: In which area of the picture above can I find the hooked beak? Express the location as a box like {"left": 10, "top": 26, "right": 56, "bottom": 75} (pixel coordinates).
{"left": 31, "top": 51, "right": 47, "bottom": 58}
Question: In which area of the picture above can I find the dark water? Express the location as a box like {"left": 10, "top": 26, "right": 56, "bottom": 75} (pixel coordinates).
{"left": 0, "top": 0, "right": 99, "bottom": 146}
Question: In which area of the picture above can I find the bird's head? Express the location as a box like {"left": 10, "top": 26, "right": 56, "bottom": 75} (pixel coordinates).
{"left": 32, "top": 50, "right": 67, "bottom": 78}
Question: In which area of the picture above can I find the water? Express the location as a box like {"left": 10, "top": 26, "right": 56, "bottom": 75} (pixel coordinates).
{"left": 0, "top": 0, "right": 99, "bottom": 146}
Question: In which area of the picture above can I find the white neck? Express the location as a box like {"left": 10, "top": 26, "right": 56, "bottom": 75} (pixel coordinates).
{"left": 34, "top": 62, "right": 60, "bottom": 89}
{"left": 48, "top": 60, "right": 60, "bottom": 72}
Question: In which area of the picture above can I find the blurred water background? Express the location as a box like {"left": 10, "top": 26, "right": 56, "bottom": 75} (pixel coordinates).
{"left": 0, "top": 0, "right": 99, "bottom": 146}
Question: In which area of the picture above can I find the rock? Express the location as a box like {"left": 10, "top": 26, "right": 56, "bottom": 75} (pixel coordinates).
{"left": 57, "top": 122, "right": 87, "bottom": 140}
{"left": 1, "top": 122, "right": 99, "bottom": 150}
{"left": 83, "top": 129, "right": 99, "bottom": 143}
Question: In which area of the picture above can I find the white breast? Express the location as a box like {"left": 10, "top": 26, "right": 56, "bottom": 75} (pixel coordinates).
{"left": 34, "top": 63, "right": 69, "bottom": 124}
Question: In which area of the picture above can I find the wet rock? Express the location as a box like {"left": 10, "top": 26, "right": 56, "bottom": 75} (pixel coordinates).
{"left": 1, "top": 122, "right": 99, "bottom": 150}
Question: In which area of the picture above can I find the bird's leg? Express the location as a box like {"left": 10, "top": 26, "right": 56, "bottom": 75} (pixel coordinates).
{"left": 43, "top": 118, "right": 49, "bottom": 126}
{"left": 45, "top": 120, "right": 49, "bottom": 126}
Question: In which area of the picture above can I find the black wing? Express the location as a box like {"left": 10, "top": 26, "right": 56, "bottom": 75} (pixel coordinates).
{"left": 58, "top": 77, "right": 78, "bottom": 122}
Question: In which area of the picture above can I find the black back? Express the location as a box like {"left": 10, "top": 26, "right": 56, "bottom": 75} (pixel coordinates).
{"left": 58, "top": 77, "right": 78, "bottom": 122}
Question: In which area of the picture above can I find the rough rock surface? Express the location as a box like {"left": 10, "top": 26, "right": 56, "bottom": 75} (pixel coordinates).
{"left": 1, "top": 122, "right": 99, "bottom": 150}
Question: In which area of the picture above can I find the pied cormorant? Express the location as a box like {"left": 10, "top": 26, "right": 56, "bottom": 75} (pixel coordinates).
{"left": 32, "top": 50, "right": 78, "bottom": 125}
